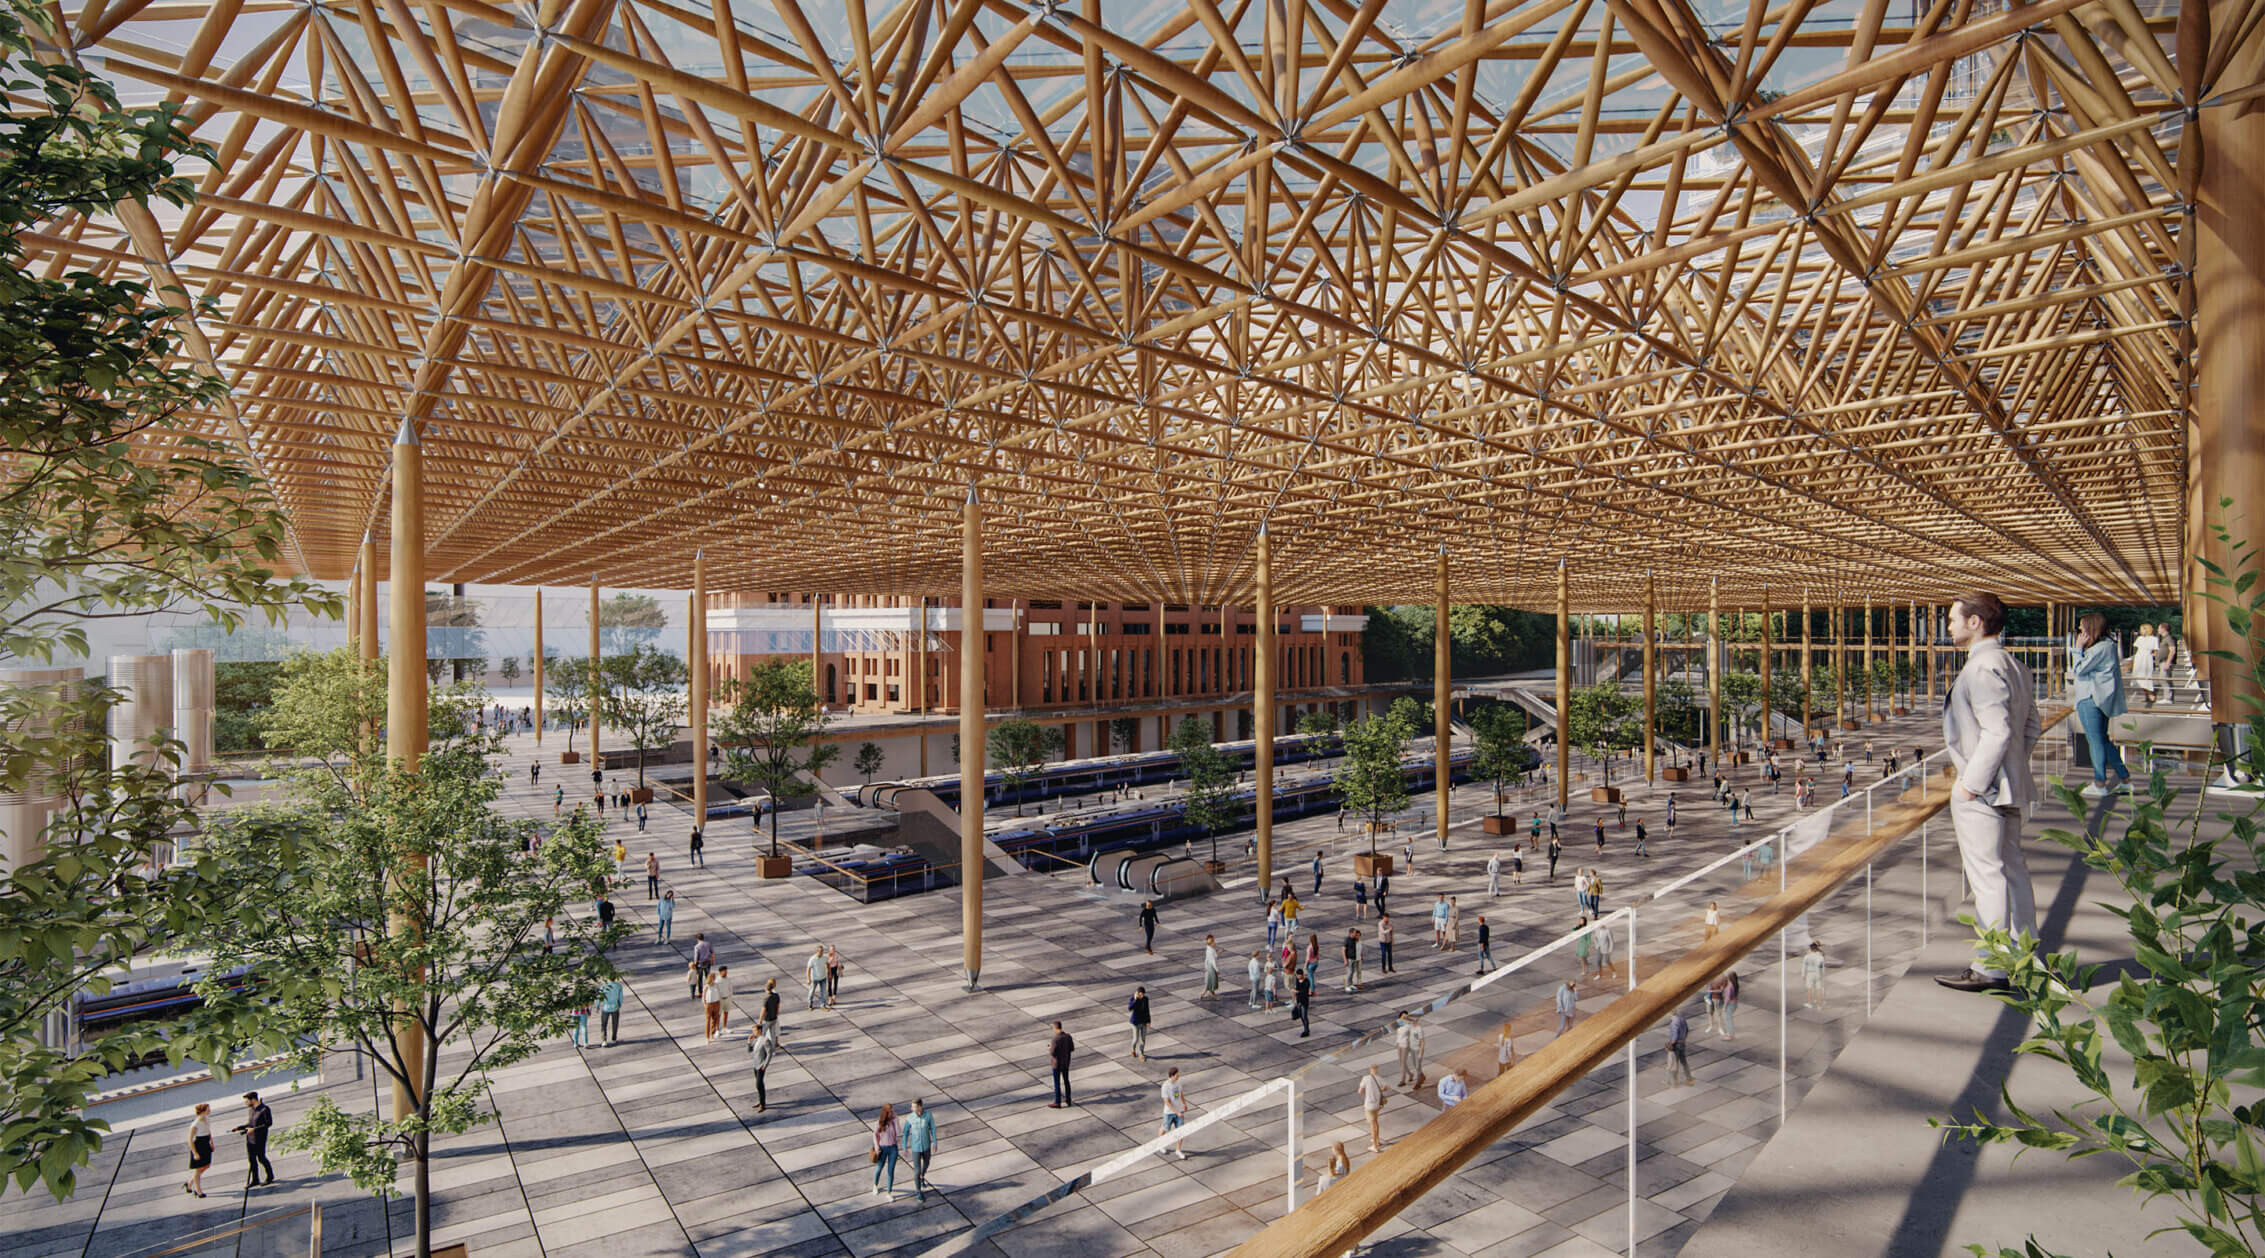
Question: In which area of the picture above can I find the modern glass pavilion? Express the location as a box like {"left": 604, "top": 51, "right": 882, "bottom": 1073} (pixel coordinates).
{"left": 32, "top": 1, "right": 2263, "bottom": 1252}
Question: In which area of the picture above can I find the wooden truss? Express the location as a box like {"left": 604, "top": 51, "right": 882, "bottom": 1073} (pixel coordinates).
{"left": 32, "top": 0, "right": 2219, "bottom": 611}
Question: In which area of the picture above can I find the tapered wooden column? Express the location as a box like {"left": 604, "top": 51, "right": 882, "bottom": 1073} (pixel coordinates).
{"left": 1863, "top": 597, "right": 1875, "bottom": 722}
{"left": 1254, "top": 525, "right": 1275, "bottom": 895}
{"left": 690, "top": 553, "right": 707, "bottom": 827}
{"left": 1554, "top": 560, "right": 1569, "bottom": 811}
{"left": 1800, "top": 590, "right": 1813, "bottom": 738}
{"left": 1708, "top": 578, "right": 1722, "bottom": 767}
{"left": 1759, "top": 588, "right": 1773, "bottom": 746}
{"left": 1832, "top": 604, "right": 1846, "bottom": 726}
{"left": 1642, "top": 570, "right": 1657, "bottom": 782}
{"left": 960, "top": 490, "right": 985, "bottom": 988}
{"left": 384, "top": 422, "right": 426, "bottom": 1123}
{"left": 588, "top": 580, "right": 602, "bottom": 764}
{"left": 1434, "top": 546, "right": 1450, "bottom": 851}
{"left": 1927, "top": 604, "right": 1939, "bottom": 703}
{"left": 357, "top": 533, "right": 379, "bottom": 662}
{"left": 532, "top": 589, "right": 544, "bottom": 744}
{"left": 811, "top": 597, "right": 823, "bottom": 704}
{"left": 914, "top": 594, "right": 927, "bottom": 714}
{"left": 345, "top": 565, "right": 359, "bottom": 656}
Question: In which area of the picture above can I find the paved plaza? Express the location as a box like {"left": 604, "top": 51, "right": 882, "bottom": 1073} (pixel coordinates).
{"left": 8, "top": 712, "right": 2013, "bottom": 1258}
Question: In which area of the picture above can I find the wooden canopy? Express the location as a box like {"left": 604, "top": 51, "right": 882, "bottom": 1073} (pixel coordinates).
{"left": 36, "top": 0, "right": 2207, "bottom": 610}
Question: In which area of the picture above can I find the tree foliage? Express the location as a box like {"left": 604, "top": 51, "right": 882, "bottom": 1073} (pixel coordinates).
{"left": 201, "top": 651, "right": 624, "bottom": 1257}
{"left": 1470, "top": 702, "right": 1533, "bottom": 817}
{"left": 597, "top": 644, "right": 687, "bottom": 787}
{"left": 544, "top": 657, "right": 592, "bottom": 755}
{"left": 0, "top": 1, "right": 336, "bottom": 1199}
{"left": 595, "top": 592, "right": 667, "bottom": 654}
{"left": 714, "top": 660, "right": 838, "bottom": 857}
{"left": 1168, "top": 716, "right": 1237, "bottom": 864}
{"left": 854, "top": 741, "right": 886, "bottom": 785}
{"left": 1338, "top": 697, "right": 1422, "bottom": 852}
{"left": 987, "top": 717, "right": 1062, "bottom": 816}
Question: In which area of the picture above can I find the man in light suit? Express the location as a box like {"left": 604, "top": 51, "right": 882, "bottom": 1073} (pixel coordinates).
{"left": 1937, "top": 592, "right": 2043, "bottom": 993}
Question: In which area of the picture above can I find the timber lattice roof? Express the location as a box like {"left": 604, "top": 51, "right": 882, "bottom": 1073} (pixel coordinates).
{"left": 32, "top": 0, "right": 2221, "bottom": 610}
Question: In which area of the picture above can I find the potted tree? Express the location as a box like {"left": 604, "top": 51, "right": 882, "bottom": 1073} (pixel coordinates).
{"left": 1340, "top": 698, "right": 1421, "bottom": 878}
{"left": 1568, "top": 682, "right": 1638, "bottom": 801}
{"left": 1876, "top": 658, "right": 1906, "bottom": 716}
{"left": 545, "top": 656, "right": 591, "bottom": 763}
{"left": 598, "top": 645, "right": 687, "bottom": 802}
{"left": 715, "top": 660, "right": 840, "bottom": 878}
{"left": 1721, "top": 672, "right": 1762, "bottom": 763}
{"left": 1657, "top": 679, "right": 1698, "bottom": 781}
{"left": 1167, "top": 717, "right": 1236, "bottom": 872}
{"left": 854, "top": 741, "right": 887, "bottom": 787}
{"left": 988, "top": 718, "right": 1062, "bottom": 816}
{"left": 1471, "top": 704, "right": 1529, "bottom": 834}
{"left": 1768, "top": 667, "right": 1806, "bottom": 748}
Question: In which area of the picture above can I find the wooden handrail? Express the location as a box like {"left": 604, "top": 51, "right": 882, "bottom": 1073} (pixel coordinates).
{"left": 1229, "top": 711, "right": 2067, "bottom": 1258}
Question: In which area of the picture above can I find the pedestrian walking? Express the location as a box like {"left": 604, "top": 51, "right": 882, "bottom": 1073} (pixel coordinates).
{"left": 688, "top": 826, "right": 705, "bottom": 867}
{"left": 1719, "top": 970, "right": 1740, "bottom": 1038}
{"left": 644, "top": 850, "right": 660, "bottom": 899}
{"left": 553, "top": 784, "right": 563, "bottom": 816}
{"left": 1266, "top": 898, "right": 1282, "bottom": 951}
{"left": 231, "top": 1092, "right": 275, "bottom": 1187}
{"left": 826, "top": 943, "right": 844, "bottom": 1008}
{"left": 611, "top": 838, "right": 628, "bottom": 881}
{"left": 1431, "top": 895, "right": 1449, "bottom": 950}
{"left": 746, "top": 1022, "right": 777, "bottom": 1111}
{"left": 760, "top": 978, "right": 781, "bottom": 1043}
{"left": 1342, "top": 928, "right": 1362, "bottom": 991}
{"left": 1393, "top": 1013, "right": 1419, "bottom": 1087}
{"left": 595, "top": 891, "right": 615, "bottom": 930}
{"left": 1377, "top": 913, "right": 1395, "bottom": 973}
{"left": 1312, "top": 850, "right": 1324, "bottom": 895}
{"left": 1446, "top": 896, "right": 1462, "bottom": 950}
{"left": 1554, "top": 981, "right": 1579, "bottom": 1037}
{"left": 1359, "top": 1065, "right": 1386, "bottom": 1153}
{"left": 1049, "top": 1020, "right": 1076, "bottom": 1106}
{"left": 1633, "top": 821, "right": 1648, "bottom": 857}
{"left": 690, "top": 931, "right": 713, "bottom": 986}
{"left": 1262, "top": 960, "right": 1279, "bottom": 1012}
{"left": 599, "top": 976, "right": 625, "bottom": 1046}
{"left": 1201, "top": 935, "right": 1219, "bottom": 998}
{"left": 1547, "top": 834, "right": 1562, "bottom": 881}
{"left": 1573, "top": 916, "right": 1594, "bottom": 977}
{"left": 635, "top": 800, "right": 648, "bottom": 832}
{"left": 530, "top": 761, "right": 541, "bottom": 786}
{"left": 654, "top": 889, "right": 675, "bottom": 942}
{"left": 703, "top": 966, "right": 733, "bottom": 1039}
{"left": 1803, "top": 941, "right": 1827, "bottom": 1009}
{"left": 1127, "top": 985, "right": 1152, "bottom": 1061}
{"left": 1247, "top": 950, "right": 1264, "bottom": 1009}
{"left": 1511, "top": 848, "right": 1525, "bottom": 884}
{"left": 1405, "top": 1014, "right": 1427, "bottom": 1090}
{"left": 571, "top": 999, "right": 592, "bottom": 1046}
{"left": 1353, "top": 878, "right": 1368, "bottom": 919}
{"left": 1495, "top": 1021, "right": 1517, "bottom": 1077}
{"left": 1487, "top": 851, "right": 1501, "bottom": 897}
{"left": 1139, "top": 899, "right": 1159, "bottom": 954}
{"left": 1475, "top": 916, "right": 1493, "bottom": 974}
{"left": 1594, "top": 918, "right": 1619, "bottom": 980}
{"left": 1703, "top": 900, "right": 1719, "bottom": 941}
{"left": 1282, "top": 890, "right": 1302, "bottom": 935}
{"left": 870, "top": 1104, "right": 900, "bottom": 1197}
{"left": 1159, "top": 1068, "right": 1189, "bottom": 1158}
{"left": 1665, "top": 1006, "right": 1694, "bottom": 1085}
{"left": 1593, "top": 819, "right": 1606, "bottom": 855}
{"left": 683, "top": 959, "right": 702, "bottom": 1002}
{"left": 183, "top": 1103, "right": 213, "bottom": 1197}
{"left": 1292, "top": 967, "right": 1312, "bottom": 1037}
{"left": 805, "top": 944, "right": 826, "bottom": 1009}
{"left": 902, "top": 1098, "right": 937, "bottom": 1198}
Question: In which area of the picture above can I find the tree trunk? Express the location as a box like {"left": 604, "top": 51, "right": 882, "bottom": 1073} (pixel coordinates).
{"left": 414, "top": 1129, "right": 432, "bottom": 1258}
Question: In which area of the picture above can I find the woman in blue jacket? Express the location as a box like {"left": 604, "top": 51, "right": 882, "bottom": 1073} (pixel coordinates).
{"left": 2068, "top": 611, "right": 2131, "bottom": 796}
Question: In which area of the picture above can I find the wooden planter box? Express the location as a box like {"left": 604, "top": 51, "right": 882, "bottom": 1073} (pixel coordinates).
{"left": 1354, "top": 853, "right": 1394, "bottom": 878}
{"left": 1731, "top": 751, "right": 1750, "bottom": 765}
{"left": 1591, "top": 786, "right": 1623, "bottom": 804}
{"left": 1839, "top": 720, "right": 1861, "bottom": 731}
{"left": 1202, "top": 860, "right": 1228, "bottom": 875}
{"left": 1481, "top": 815, "right": 1517, "bottom": 835}
{"left": 558, "top": 750, "right": 581, "bottom": 764}
{"left": 756, "top": 854, "right": 793, "bottom": 879}
{"left": 1891, "top": 706, "right": 1911, "bottom": 716}
{"left": 630, "top": 787, "right": 654, "bottom": 805}
{"left": 1770, "top": 738, "right": 1797, "bottom": 750}
{"left": 1662, "top": 766, "right": 1692, "bottom": 782}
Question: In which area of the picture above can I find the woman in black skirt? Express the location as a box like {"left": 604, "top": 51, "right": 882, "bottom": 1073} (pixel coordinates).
{"left": 184, "top": 1102, "right": 213, "bottom": 1197}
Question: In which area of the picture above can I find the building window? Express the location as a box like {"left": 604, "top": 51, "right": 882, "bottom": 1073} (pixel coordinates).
{"left": 1029, "top": 622, "right": 1060, "bottom": 635}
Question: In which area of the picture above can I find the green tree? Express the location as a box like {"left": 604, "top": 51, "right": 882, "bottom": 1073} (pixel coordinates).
{"left": 1339, "top": 698, "right": 1421, "bottom": 855}
{"left": 1168, "top": 716, "right": 1237, "bottom": 866}
{"left": 1770, "top": 667, "right": 1810, "bottom": 725}
{"left": 1867, "top": 658, "right": 1898, "bottom": 711}
{"left": 854, "top": 741, "right": 886, "bottom": 785}
{"left": 1567, "top": 682, "right": 1641, "bottom": 786}
{"left": 1722, "top": 671, "right": 1764, "bottom": 746}
{"left": 597, "top": 645, "right": 688, "bottom": 789}
{"left": 425, "top": 588, "right": 483, "bottom": 682}
{"left": 1109, "top": 715, "right": 1140, "bottom": 754}
{"left": 1655, "top": 678, "right": 1702, "bottom": 750}
{"left": 0, "top": 1, "right": 337, "bottom": 1198}
{"left": 200, "top": 652, "right": 623, "bottom": 1258}
{"left": 596, "top": 592, "right": 667, "bottom": 655}
{"left": 1470, "top": 702, "right": 1532, "bottom": 818}
{"left": 498, "top": 655, "right": 521, "bottom": 685}
{"left": 1934, "top": 514, "right": 2265, "bottom": 1258}
{"left": 988, "top": 718, "right": 1062, "bottom": 816}
{"left": 1297, "top": 708, "right": 1341, "bottom": 739}
{"left": 545, "top": 656, "right": 593, "bottom": 757}
{"left": 715, "top": 660, "right": 839, "bottom": 859}
{"left": 212, "top": 660, "right": 287, "bottom": 754}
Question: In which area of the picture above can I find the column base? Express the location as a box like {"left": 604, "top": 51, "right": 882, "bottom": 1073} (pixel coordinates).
{"left": 962, "top": 968, "right": 982, "bottom": 993}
